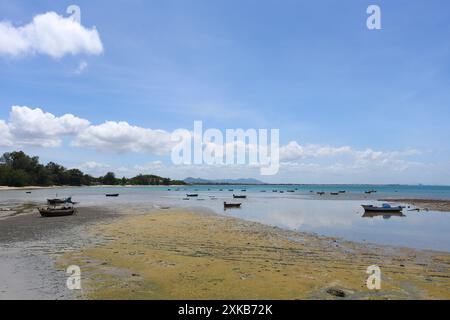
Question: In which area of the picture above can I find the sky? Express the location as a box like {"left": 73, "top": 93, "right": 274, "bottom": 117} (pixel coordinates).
{"left": 1, "top": 0, "right": 450, "bottom": 184}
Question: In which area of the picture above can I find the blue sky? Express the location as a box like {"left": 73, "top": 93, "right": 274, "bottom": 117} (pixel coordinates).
{"left": 1, "top": 0, "right": 450, "bottom": 184}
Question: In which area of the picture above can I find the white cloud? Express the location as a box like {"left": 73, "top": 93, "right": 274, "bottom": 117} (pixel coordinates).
{"left": 0, "top": 105, "right": 439, "bottom": 183}
{"left": 0, "top": 120, "right": 13, "bottom": 147}
{"left": 75, "top": 60, "right": 88, "bottom": 74}
{"left": 280, "top": 141, "right": 352, "bottom": 161}
{"left": 6, "top": 106, "right": 90, "bottom": 147}
{"left": 280, "top": 141, "right": 421, "bottom": 172}
{"left": 0, "top": 11, "right": 103, "bottom": 58}
{"left": 72, "top": 121, "right": 175, "bottom": 155}
{"left": 75, "top": 161, "right": 110, "bottom": 176}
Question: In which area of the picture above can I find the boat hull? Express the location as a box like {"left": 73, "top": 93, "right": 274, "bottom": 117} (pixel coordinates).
{"left": 39, "top": 208, "right": 75, "bottom": 217}
{"left": 224, "top": 202, "right": 242, "bottom": 209}
{"left": 362, "top": 205, "right": 403, "bottom": 213}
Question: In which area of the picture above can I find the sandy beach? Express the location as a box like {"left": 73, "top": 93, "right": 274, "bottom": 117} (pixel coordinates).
{"left": 0, "top": 206, "right": 119, "bottom": 299}
{"left": 59, "top": 208, "right": 450, "bottom": 300}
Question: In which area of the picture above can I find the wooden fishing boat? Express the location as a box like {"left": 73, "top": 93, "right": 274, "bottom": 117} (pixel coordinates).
{"left": 224, "top": 202, "right": 242, "bottom": 209}
{"left": 362, "top": 204, "right": 403, "bottom": 213}
{"left": 330, "top": 192, "right": 339, "bottom": 195}
{"left": 106, "top": 194, "right": 120, "bottom": 197}
{"left": 233, "top": 195, "right": 247, "bottom": 199}
{"left": 317, "top": 192, "right": 325, "bottom": 195}
{"left": 186, "top": 194, "right": 199, "bottom": 197}
{"left": 39, "top": 207, "right": 75, "bottom": 217}
{"left": 287, "top": 190, "right": 295, "bottom": 193}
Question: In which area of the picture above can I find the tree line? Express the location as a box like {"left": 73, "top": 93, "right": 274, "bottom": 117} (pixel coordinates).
{"left": 0, "top": 151, "right": 185, "bottom": 187}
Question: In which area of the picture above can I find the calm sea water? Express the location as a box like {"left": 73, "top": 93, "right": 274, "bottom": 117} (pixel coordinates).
{"left": 1, "top": 184, "right": 450, "bottom": 252}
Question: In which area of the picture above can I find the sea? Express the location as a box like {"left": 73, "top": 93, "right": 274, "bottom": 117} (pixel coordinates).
{"left": 1, "top": 184, "right": 450, "bottom": 252}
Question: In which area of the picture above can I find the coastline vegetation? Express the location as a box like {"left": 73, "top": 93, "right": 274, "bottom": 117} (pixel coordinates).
{"left": 0, "top": 151, "right": 185, "bottom": 187}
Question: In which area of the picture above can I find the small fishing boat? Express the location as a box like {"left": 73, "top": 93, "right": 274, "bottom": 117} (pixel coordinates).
{"left": 39, "top": 206, "right": 75, "bottom": 218}
{"left": 106, "top": 194, "right": 120, "bottom": 197}
{"left": 339, "top": 191, "right": 346, "bottom": 194}
{"left": 224, "top": 202, "right": 241, "bottom": 209}
{"left": 47, "top": 197, "right": 73, "bottom": 205}
{"left": 317, "top": 192, "right": 325, "bottom": 195}
{"left": 362, "top": 204, "right": 403, "bottom": 213}
{"left": 241, "top": 189, "right": 247, "bottom": 192}
{"left": 233, "top": 195, "right": 247, "bottom": 199}
{"left": 186, "top": 194, "right": 199, "bottom": 197}
{"left": 287, "top": 190, "right": 295, "bottom": 193}
{"left": 26, "top": 191, "right": 32, "bottom": 194}
{"left": 330, "top": 192, "right": 339, "bottom": 196}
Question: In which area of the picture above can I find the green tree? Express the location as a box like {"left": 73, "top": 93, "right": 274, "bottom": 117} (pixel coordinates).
{"left": 102, "top": 172, "right": 117, "bottom": 185}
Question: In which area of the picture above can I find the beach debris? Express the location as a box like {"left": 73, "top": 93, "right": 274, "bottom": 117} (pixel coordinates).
{"left": 326, "top": 287, "right": 346, "bottom": 298}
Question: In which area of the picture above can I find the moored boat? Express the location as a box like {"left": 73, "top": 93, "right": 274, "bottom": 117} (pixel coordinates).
{"left": 186, "top": 194, "right": 199, "bottom": 197}
{"left": 224, "top": 202, "right": 242, "bottom": 209}
{"left": 233, "top": 195, "right": 247, "bottom": 199}
{"left": 106, "top": 194, "right": 120, "bottom": 197}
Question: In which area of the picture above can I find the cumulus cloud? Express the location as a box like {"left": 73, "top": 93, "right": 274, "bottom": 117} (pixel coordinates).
{"left": 0, "top": 120, "right": 13, "bottom": 147}
{"left": 0, "top": 12, "right": 103, "bottom": 58}
{"left": 75, "top": 161, "right": 111, "bottom": 176}
{"left": 0, "top": 105, "right": 430, "bottom": 183}
{"left": 72, "top": 121, "right": 175, "bottom": 155}
{"left": 280, "top": 141, "right": 352, "bottom": 161}
{"left": 4, "top": 106, "right": 90, "bottom": 147}
{"left": 280, "top": 141, "right": 421, "bottom": 171}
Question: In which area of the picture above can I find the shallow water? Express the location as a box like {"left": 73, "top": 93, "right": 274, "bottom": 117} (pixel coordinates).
{"left": 1, "top": 185, "right": 450, "bottom": 252}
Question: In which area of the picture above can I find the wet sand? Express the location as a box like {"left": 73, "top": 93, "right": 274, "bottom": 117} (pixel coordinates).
{"left": 0, "top": 206, "right": 118, "bottom": 299}
{"left": 61, "top": 209, "right": 450, "bottom": 300}
{"left": 380, "top": 199, "right": 450, "bottom": 212}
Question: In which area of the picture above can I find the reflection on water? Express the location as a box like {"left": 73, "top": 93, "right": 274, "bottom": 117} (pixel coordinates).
{"left": 362, "top": 212, "right": 406, "bottom": 219}
{"left": 1, "top": 186, "right": 450, "bottom": 252}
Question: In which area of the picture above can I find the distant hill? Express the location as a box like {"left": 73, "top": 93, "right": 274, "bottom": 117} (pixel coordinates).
{"left": 184, "top": 177, "right": 264, "bottom": 185}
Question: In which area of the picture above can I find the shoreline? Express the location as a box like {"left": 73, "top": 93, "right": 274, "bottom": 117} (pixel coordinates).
{"left": 380, "top": 199, "right": 450, "bottom": 212}
{"left": 0, "top": 186, "right": 64, "bottom": 191}
{"left": 60, "top": 207, "right": 450, "bottom": 300}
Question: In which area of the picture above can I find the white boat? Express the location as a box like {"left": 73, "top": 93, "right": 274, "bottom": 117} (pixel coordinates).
{"left": 362, "top": 203, "right": 403, "bottom": 213}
